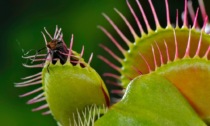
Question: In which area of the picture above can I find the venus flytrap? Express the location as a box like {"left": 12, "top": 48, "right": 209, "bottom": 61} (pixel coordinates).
{"left": 98, "top": 0, "right": 210, "bottom": 125}
{"left": 16, "top": 0, "right": 210, "bottom": 126}
{"left": 16, "top": 27, "right": 109, "bottom": 126}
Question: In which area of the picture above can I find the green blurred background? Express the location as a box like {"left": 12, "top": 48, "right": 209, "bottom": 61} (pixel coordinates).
{"left": 1, "top": 0, "right": 209, "bottom": 126}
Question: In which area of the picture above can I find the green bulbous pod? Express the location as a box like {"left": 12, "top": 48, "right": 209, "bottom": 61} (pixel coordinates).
{"left": 16, "top": 27, "right": 109, "bottom": 126}
{"left": 43, "top": 59, "right": 109, "bottom": 126}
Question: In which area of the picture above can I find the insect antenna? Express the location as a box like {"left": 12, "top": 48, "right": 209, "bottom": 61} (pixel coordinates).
{"left": 31, "top": 46, "right": 47, "bottom": 64}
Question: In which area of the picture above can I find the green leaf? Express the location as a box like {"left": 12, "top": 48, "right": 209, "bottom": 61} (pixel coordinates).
{"left": 95, "top": 74, "right": 206, "bottom": 126}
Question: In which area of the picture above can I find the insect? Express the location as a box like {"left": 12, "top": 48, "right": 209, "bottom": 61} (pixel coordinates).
{"left": 41, "top": 26, "right": 83, "bottom": 67}
{"left": 41, "top": 26, "right": 69, "bottom": 65}
{"left": 46, "top": 39, "right": 68, "bottom": 64}
{"left": 22, "top": 26, "right": 85, "bottom": 74}
{"left": 23, "top": 26, "right": 68, "bottom": 66}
